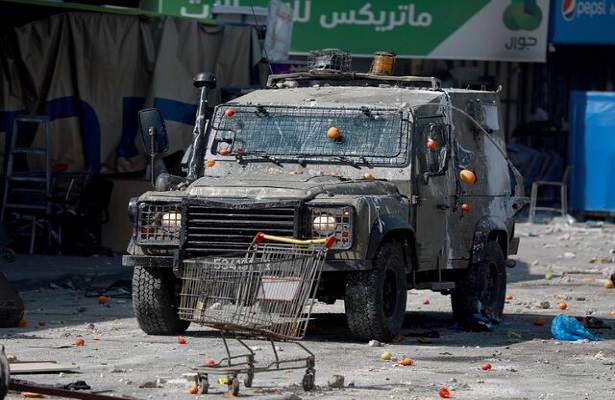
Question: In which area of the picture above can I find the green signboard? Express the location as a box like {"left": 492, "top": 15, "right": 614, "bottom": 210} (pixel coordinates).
{"left": 142, "top": 0, "right": 549, "bottom": 62}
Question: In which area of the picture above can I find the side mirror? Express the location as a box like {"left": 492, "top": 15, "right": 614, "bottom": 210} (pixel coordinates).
{"left": 138, "top": 108, "right": 169, "bottom": 156}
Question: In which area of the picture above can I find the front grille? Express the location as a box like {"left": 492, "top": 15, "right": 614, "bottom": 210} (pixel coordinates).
{"left": 184, "top": 203, "right": 297, "bottom": 254}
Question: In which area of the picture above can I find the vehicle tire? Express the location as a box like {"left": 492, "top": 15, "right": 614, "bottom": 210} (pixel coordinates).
{"left": 132, "top": 266, "right": 190, "bottom": 335}
{"left": 0, "top": 311, "right": 23, "bottom": 329}
{"left": 344, "top": 242, "right": 407, "bottom": 342}
{"left": 451, "top": 240, "right": 506, "bottom": 323}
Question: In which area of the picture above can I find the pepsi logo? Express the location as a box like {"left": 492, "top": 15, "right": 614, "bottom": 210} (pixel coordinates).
{"left": 561, "top": 0, "right": 576, "bottom": 21}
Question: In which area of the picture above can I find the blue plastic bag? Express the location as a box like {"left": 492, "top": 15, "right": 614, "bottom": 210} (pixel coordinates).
{"left": 550, "top": 313, "right": 603, "bottom": 341}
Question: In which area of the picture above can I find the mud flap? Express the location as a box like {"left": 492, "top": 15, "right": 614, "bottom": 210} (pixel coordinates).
{"left": 0, "top": 272, "right": 24, "bottom": 328}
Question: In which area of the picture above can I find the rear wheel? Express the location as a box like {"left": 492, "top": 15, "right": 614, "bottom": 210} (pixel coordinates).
{"left": 132, "top": 266, "right": 190, "bottom": 335}
{"left": 344, "top": 242, "right": 407, "bottom": 342}
{"left": 451, "top": 240, "right": 506, "bottom": 322}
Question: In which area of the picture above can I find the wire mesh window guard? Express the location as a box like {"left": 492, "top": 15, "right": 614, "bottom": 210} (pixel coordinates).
{"left": 210, "top": 105, "right": 410, "bottom": 167}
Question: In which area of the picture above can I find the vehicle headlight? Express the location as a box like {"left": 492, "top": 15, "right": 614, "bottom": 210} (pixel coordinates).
{"left": 161, "top": 212, "right": 182, "bottom": 229}
{"left": 313, "top": 214, "right": 336, "bottom": 235}
{"left": 136, "top": 203, "right": 182, "bottom": 245}
{"left": 309, "top": 206, "right": 354, "bottom": 249}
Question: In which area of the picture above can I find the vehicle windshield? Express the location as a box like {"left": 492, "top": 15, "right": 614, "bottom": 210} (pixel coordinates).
{"left": 210, "top": 105, "right": 410, "bottom": 166}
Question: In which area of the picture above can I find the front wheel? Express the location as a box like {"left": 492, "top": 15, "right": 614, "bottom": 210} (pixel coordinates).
{"left": 344, "top": 242, "right": 408, "bottom": 342}
{"left": 132, "top": 266, "right": 190, "bottom": 335}
{"left": 451, "top": 240, "right": 507, "bottom": 323}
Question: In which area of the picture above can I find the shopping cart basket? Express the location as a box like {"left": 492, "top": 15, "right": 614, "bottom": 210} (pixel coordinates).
{"left": 178, "top": 232, "right": 334, "bottom": 395}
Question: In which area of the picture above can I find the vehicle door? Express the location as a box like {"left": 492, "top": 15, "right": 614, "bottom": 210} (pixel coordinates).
{"left": 413, "top": 117, "right": 453, "bottom": 271}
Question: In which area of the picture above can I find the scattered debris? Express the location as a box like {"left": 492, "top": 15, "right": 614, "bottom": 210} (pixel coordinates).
{"left": 394, "top": 356, "right": 413, "bottom": 366}
{"left": 584, "top": 317, "right": 611, "bottom": 330}
{"left": 10, "top": 379, "right": 139, "bottom": 400}
{"left": 327, "top": 374, "right": 344, "bottom": 388}
{"left": 551, "top": 313, "right": 604, "bottom": 341}
{"left": 405, "top": 329, "right": 440, "bottom": 338}
{"left": 452, "top": 314, "right": 495, "bottom": 332}
{"left": 8, "top": 361, "right": 79, "bottom": 374}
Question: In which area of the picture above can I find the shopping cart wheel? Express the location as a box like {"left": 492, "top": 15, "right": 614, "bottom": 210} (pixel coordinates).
{"left": 226, "top": 377, "right": 240, "bottom": 397}
{"left": 302, "top": 369, "right": 315, "bottom": 391}
{"left": 244, "top": 371, "right": 254, "bottom": 387}
{"left": 196, "top": 374, "right": 209, "bottom": 394}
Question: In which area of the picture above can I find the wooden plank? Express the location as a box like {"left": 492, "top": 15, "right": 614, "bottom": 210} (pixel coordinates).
{"left": 9, "top": 361, "right": 79, "bottom": 374}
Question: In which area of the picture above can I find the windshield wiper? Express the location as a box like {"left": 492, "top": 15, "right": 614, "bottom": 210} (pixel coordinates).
{"left": 359, "top": 156, "right": 371, "bottom": 167}
{"left": 247, "top": 153, "right": 283, "bottom": 166}
{"left": 332, "top": 156, "right": 361, "bottom": 169}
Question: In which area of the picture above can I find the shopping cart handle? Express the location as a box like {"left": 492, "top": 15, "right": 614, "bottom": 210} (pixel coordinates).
{"left": 252, "top": 232, "right": 336, "bottom": 248}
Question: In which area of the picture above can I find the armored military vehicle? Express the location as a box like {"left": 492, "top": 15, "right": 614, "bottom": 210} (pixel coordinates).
{"left": 123, "top": 50, "right": 527, "bottom": 342}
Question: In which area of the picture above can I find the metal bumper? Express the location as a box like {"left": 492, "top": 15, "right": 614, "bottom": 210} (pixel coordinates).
{"left": 121, "top": 254, "right": 174, "bottom": 268}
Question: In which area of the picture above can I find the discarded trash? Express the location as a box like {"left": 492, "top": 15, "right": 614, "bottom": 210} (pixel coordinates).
{"left": 62, "top": 381, "right": 90, "bottom": 390}
{"left": 585, "top": 220, "right": 603, "bottom": 228}
{"left": 584, "top": 317, "right": 611, "bottom": 330}
{"left": 327, "top": 374, "right": 344, "bottom": 388}
{"left": 551, "top": 313, "right": 603, "bottom": 341}
{"left": 437, "top": 387, "right": 452, "bottom": 398}
{"left": 406, "top": 329, "right": 440, "bottom": 338}
{"left": 551, "top": 214, "right": 576, "bottom": 226}
{"left": 453, "top": 313, "right": 495, "bottom": 332}
{"left": 533, "top": 318, "right": 546, "bottom": 326}
{"left": 507, "top": 330, "right": 522, "bottom": 339}
{"left": 394, "top": 356, "right": 413, "bottom": 366}
{"left": 19, "top": 392, "right": 44, "bottom": 398}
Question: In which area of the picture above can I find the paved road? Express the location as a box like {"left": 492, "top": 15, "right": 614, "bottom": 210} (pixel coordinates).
{"left": 0, "top": 220, "right": 614, "bottom": 399}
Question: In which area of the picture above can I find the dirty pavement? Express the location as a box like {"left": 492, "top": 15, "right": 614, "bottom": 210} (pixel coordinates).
{"left": 0, "top": 218, "right": 614, "bottom": 399}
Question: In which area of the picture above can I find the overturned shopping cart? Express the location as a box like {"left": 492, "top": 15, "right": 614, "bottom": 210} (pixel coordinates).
{"left": 178, "top": 232, "right": 335, "bottom": 396}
